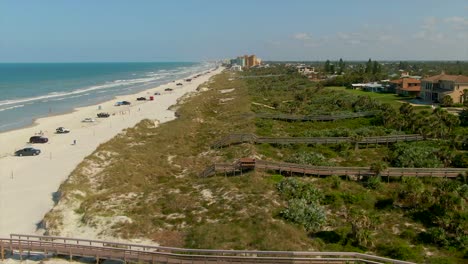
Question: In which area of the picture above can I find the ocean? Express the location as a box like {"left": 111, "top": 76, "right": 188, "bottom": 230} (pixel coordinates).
{"left": 0, "top": 62, "right": 215, "bottom": 132}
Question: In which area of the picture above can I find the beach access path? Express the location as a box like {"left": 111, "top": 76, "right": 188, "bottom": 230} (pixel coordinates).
{"left": 0, "top": 67, "right": 223, "bottom": 237}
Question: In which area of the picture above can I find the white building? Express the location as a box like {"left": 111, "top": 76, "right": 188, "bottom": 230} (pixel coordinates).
{"left": 231, "top": 65, "right": 242, "bottom": 71}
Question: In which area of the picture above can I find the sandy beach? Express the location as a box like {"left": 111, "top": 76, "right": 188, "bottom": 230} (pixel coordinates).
{"left": 0, "top": 67, "right": 223, "bottom": 238}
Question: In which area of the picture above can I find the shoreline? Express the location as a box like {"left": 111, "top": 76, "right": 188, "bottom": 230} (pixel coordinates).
{"left": 0, "top": 66, "right": 212, "bottom": 135}
{"left": 0, "top": 66, "right": 223, "bottom": 237}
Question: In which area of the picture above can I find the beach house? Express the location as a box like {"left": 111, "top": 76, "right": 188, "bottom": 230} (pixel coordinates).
{"left": 391, "top": 78, "right": 421, "bottom": 97}
{"left": 420, "top": 73, "right": 468, "bottom": 103}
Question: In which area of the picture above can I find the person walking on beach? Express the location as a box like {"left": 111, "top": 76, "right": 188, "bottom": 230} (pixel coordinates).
{"left": 73, "top": 139, "right": 76, "bottom": 145}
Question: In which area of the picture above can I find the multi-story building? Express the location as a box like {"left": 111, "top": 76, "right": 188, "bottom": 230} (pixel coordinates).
{"left": 244, "top": 55, "right": 260, "bottom": 68}
{"left": 420, "top": 73, "right": 468, "bottom": 103}
{"left": 230, "top": 54, "right": 261, "bottom": 69}
{"left": 230, "top": 57, "right": 245, "bottom": 67}
{"left": 390, "top": 78, "right": 421, "bottom": 97}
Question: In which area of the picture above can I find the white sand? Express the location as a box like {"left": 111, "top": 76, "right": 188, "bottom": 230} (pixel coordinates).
{"left": 0, "top": 67, "right": 223, "bottom": 238}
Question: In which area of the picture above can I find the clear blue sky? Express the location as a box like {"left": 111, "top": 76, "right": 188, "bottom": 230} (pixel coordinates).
{"left": 1, "top": 0, "right": 467, "bottom": 62}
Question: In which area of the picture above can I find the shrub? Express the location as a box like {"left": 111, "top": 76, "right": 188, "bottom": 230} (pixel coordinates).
{"left": 286, "top": 151, "right": 335, "bottom": 166}
{"left": 280, "top": 198, "right": 327, "bottom": 232}
{"left": 375, "top": 198, "right": 394, "bottom": 210}
{"left": 329, "top": 175, "right": 341, "bottom": 189}
{"left": 276, "top": 178, "right": 323, "bottom": 203}
{"left": 314, "top": 230, "right": 342, "bottom": 243}
{"left": 277, "top": 178, "right": 301, "bottom": 200}
{"left": 441, "top": 95, "right": 454, "bottom": 107}
{"left": 365, "top": 176, "right": 382, "bottom": 190}
{"left": 377, "top": 241, "right": 422, "bottom": 261}
{"left": 459, "top": 108, "right": 468, "bottom": 126}
{"left": 418, "top": 227, "right": 449, "bottom": 247}
{"left": 399, "top": 229, "right": 417, "bottom": 240}
{"left": 390, "top": 142, "right": 443, "bottom": 168}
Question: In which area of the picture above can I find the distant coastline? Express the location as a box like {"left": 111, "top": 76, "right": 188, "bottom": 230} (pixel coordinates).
{"left": 0, "top": 62, "right": 214, "bottom": 132}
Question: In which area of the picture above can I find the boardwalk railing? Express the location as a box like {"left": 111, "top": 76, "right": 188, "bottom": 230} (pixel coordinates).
{"left": 200, "top": 159, "right": 467, "bottom": 178}
{"left": 255, "top": 111, "right": 376, "bottom": 121}
{"left": 0, "top": 234, "right": 415, "bottom": 264}
{"left": 212, "top": 133, "right": 424, "bottom": 149}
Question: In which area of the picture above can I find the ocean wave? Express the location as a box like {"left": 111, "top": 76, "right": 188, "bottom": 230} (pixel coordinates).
{"left": 0, "top": 63, "right": 216, "bottom": 109}
{"left": 0, "top": 104, "right": 25, "bottom": 112}
{"left": 0, "top": 76, "right": 160, "bottom": 107}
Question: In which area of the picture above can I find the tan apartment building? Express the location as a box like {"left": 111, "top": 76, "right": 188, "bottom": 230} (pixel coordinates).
{"left": 421, "top": 73, "right": 468, "bottom": 103}
{"left": 244, "top": 54, "right": 260, "bottom": 68}
{"left": 391, "top": 78, "right": 421, "bottom": 97}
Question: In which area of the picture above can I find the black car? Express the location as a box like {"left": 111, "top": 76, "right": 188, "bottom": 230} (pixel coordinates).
{"left": 15, "top": 147, "right": 41, "bottom": 156}
{"left": 121, "top": 101, "right": 131, "bottom": 105}
{"left": 97, "top": 112, "right": 110, "bottom": 118}
{"left": 29, "top": 136, "right": 48, "bottom": 143}
{"left": 136, "top": 97, "right": 147, "bottom": 101}
{"left": 176, "top": 83, "right": 183, "bottom": 86}
{"left": 164, "top": 88, "right": 173, "bottom": 91}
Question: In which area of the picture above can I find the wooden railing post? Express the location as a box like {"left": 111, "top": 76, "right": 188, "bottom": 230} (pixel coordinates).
{"left": 1, "top": 241, "right": 4, "bottom": 261}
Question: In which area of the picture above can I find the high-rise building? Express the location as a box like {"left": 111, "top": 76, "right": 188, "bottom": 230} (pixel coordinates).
{"left": 230, "top": 54, "right": 261, "bottom": 68}
{"left": 245, "top": 55, "right": 258, "bottom": 68}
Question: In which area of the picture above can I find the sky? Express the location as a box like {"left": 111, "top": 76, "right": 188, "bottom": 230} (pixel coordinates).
{"left": 0, "top": 0, "right": 467, "bottom": 62}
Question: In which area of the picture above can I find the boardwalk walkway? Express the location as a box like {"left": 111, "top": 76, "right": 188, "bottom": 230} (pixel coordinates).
{"left": 199, "top": 158, "right": 466, "bottom": 178}
{"left": 0, "top": 234, "right": 414, "bottom": 264}
{"left": 212, "top": 133, "right": 423, "bottom": 149}
{"left": 255, "top": 111, "right": 376, "bottom": 121}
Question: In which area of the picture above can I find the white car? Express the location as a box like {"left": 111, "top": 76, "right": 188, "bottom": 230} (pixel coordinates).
{"left": 82, "top": 118, "right": 95, "bottom": 123}
{"left": 56, "top": 127, "right": 70, "bottom": 133}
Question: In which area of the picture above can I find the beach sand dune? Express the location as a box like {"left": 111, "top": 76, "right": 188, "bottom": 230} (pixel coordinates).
{"left": 0, "top": 67, "right": 223, "bottom": 238}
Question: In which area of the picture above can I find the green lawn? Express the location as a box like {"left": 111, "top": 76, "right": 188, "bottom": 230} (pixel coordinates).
{"left": 327, "top": 86, "right": 430, "bottom": 111}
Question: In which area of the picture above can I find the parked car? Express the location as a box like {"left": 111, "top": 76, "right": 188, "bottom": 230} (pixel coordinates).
{"left": 29, "top": 136, "right": 48, "bottom": 143}
{"left": 165, "top": 88, "right": 173, "bottom": 91}
{"left": 15, "top": 147, "right": 41, "bottom": 156}
{"left": 115, "top": 101, "right": 131, "bottom": 106}
{"left": 185, "top": 78, "right": 192, "bottom": 82}
{"left": 82, "top": 118, "right": 95, "bottom": 123}
{"left": 56, "top": 127, "right": 70, "bottom": 133}
{"left": 97, "top": 112, "right": 110, "bottom": 118}
{"left": 176, "top": 83, "right": 183, "bottom": 86}
{"left": 154, "top": 92, "right": 161, "bottom": 95}
{"left": 136, "top": 97, "right": 147, "bottom": 101}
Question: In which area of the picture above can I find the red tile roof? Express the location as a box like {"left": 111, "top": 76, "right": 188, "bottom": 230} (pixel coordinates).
{"left": 422, "top": 74, "right": 468, "bottom": 83}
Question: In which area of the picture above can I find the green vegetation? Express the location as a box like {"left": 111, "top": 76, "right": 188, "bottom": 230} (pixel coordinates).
{"left": 45, "top": 65, "right": 468, "bottom": 263}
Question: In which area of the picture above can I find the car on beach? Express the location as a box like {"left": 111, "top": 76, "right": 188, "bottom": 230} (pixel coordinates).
{"left": 97, "top": 112, "right": 110, "bottom": 118}
{"left": 56, "top": 127, "right": 70, "bottom": 133}
{"left": 15, "top": 147, "right": 41, "bottom": 156}
{"left": 136, "top": 97, "right": 147, "bottom": 101}
{"left": 154, "top": 92, "right": 161, "bottom": 95}
{"left": 29, "top": 136, "right": 48, "bottom": 143}
{"left": 164, "top": 88, "right": 173, "bottom": 91}
{"left": 185, "top": 78, "right": 192, "bottom": 82}
{"left": 82, "top": 118, "right": 95, "bottom": 123}
{"left": 115, "top": 101, "right": 131, "bottom": 106}
{"left": 176, "top": 83, "right": 183, "bottom": 86}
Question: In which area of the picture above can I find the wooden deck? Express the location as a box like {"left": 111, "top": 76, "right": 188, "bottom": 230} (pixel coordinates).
{"left": 200, "top": 158, "right": 466, "bottom": 178}
{"left": 211, "top": 133, "right": 423, "bottom": 149}
{"left": 0, "top": 234, "right": 415, "bottom": 264}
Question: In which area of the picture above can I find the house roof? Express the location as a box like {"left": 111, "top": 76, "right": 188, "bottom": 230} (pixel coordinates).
{"left": 402, "top": 78, "right": 421, "bottom": 85}
{"left": 391, "top": 78, "right": 420, "bottom": 86}
{"left": 422, "top": 74, "right": 468, "bottom": 83}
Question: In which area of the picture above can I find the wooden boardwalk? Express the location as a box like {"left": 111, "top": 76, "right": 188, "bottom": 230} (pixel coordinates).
{"left": 200, "top": 158, "right": 466, "bottom": 178}
{"left": 255, "top": 111, "right": 376, "bottom": 122}
{"left": 212, "top": 133, "right": 423, "bottom": 149}
{"left": 0, "top": 234, "right": 414, "bottom": 264}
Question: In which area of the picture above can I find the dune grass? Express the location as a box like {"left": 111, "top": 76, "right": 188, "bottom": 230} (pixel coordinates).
{"left": 43, "top": 68, "right": 467, "bottom": 263}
